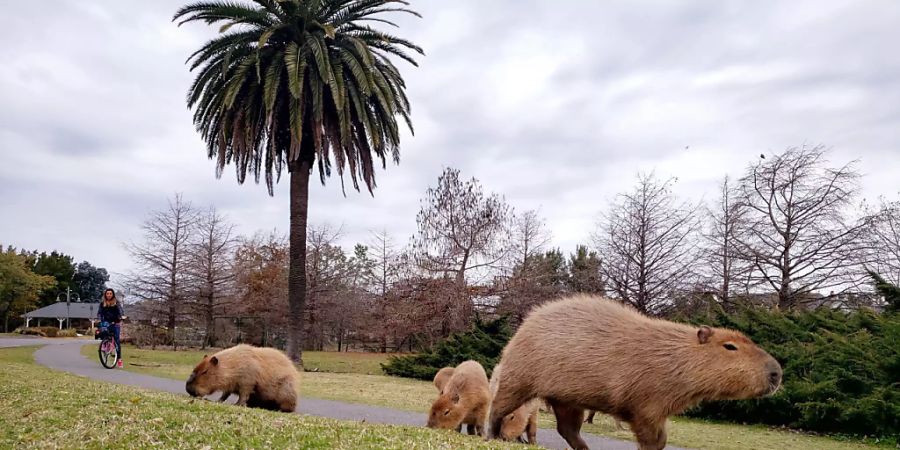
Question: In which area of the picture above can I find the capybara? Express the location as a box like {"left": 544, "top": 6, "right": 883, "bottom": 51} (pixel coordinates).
{"left": 489, "top": 361, "right": 538, "bottom": 444}
{"left": 433, "top": 366, "right": 455, "bottom": 392}
{"left": 185, "top": 344, "right": 299, "bottom": 413}
{"left": 426, "top": 360, "right": 491, "bottom": 436}
{"left": 585, "top": 410, "right": 627, "bottom": 431}
{"left": 489, "top": 294, "right": 783, "bottom": 450}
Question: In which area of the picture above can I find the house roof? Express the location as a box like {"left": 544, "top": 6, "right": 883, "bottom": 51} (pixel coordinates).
{"left": 24, "top": 302, "right": 102, "bottom": 319}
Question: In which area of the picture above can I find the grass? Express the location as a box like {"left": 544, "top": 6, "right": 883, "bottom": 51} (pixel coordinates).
{"left": 111, "top": 346, "right": 896, "bottom": 450}
{"left": 0, "top": 346, "right": 533, "bottom": 450}
{"left": 96, "top": 345, "right": 392, "bottom": 376}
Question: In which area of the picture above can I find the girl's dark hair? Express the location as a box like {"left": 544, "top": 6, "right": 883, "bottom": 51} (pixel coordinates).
{"left": 103, "top": 288, "right": 117, "bottom": 303}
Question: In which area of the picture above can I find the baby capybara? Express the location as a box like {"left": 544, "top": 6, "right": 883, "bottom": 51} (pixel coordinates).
{"left": 433, "top": 366, "right": 455, "bottom": 392}
{"left": 426, "top": 360, "right": 491, "bottom": 436}
{"left": 489, "top": 294, "right": 782, "bottom": 450}
{"left": 185, "top": 344, "right": 299, "bottom": 413}
{"left": 489, "top": 361, "right": 538, "bottom": 444}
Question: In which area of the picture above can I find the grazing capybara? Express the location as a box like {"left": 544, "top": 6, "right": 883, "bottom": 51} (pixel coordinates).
{"left": 433, "top": 366, "right": 455, "bottom": 392}
{"left": 585, "top": 410, "right": 628, "bottom": 430}
{"left": 185, "top": 344, "right": 299, "bottom": 413}
{"left": 489, "top": 294, "right": 783, "bottom": 450}
{"left": 489, "top": 361, "right": 538, "bottom": 444}
{"left": 426, "top": 360, "right": 491, "bottom": 436}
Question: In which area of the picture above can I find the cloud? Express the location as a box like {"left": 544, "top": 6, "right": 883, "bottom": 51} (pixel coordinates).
{"left": 1, "top": 0, "right": 899, "bottom": 284}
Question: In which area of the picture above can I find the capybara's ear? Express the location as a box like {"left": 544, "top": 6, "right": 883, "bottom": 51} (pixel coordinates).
{"left": 210, "top": 356, "right": 219, "bottom": 366}
{"left": 697, "top": 326, "right": 713, "bottom": 344}
{"left": 203, "top": 354, "right": 208, "bottom": 359}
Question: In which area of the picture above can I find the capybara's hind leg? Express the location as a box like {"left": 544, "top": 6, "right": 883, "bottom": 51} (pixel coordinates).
{"left": 585, "top": 410, "right": 595, "bottom": 423}
{"left": 218, "top": 391, "right": 231, "bottom": 402}
{"left": 466, "top": 424, "right": 475, "bottom": 435}
{"left": 631, "top": 416, "right": 667, "bottom": 450}
{"left": 548, "top": 399, "right": 589, "bottom": 450}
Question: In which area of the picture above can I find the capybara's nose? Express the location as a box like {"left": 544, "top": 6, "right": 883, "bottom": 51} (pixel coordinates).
{"left": 185, "top": 383, "right": 196, "bottom": 397}
{"left": 766, "top": 360, "right": 783, "bottom": 387}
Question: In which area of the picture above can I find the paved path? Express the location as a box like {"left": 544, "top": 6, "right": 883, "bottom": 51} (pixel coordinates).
{"left": 2, "top": 338, "right": 690, "bottom": 450}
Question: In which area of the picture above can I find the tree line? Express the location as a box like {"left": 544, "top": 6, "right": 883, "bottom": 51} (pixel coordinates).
{"left": 123, "top": 145, "right": 900, "bottom": 353}
{"left": 0, "top": 247, "right": 109, "bottom": 332}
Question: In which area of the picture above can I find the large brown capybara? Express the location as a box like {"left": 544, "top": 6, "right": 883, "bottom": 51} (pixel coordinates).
{"left": 489, "top": 361, "right": 539, "bottom": 444}
{"left": 489, "top": 294, "right": 783, "bottom": 450}
{"left": 426, "top": 360, "right": 491, "bottom": 436}
{"left": 433, "top": 366, "right": 455, "bottom": 392}
{"left": 185, "top": 344, "right": 299, "bottom": 413}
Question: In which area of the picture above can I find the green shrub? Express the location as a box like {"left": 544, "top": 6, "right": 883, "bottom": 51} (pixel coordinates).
{"left": 381, "top": 317, "right": 512, "bottom": 380}
{"left": 685, "top": 307, "right": 900, "bottom": 439}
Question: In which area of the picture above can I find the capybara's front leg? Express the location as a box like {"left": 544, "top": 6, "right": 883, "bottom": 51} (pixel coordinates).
{"left": 235, "top": 386, "right": 253, "bottom": 407}
{"left": 631, "top": 416, "right": 667, "bottom": 450}
{"left": 526, "top": 409, "right": 538, "bottom": 444}
{"left": 585, "top": 410, "right": 595, "bottom": 423}
{"left": 548, "top": 399, "right": 589, "bottom": 450}
{"left": 218, "top": 392, "right": 231, "bottom": 402}
{"left": 466, "top": 424, "right": 475, "bottom": 435}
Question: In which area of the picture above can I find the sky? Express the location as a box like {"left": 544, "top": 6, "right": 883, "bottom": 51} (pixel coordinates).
{"left": 2, "top": 0, "right": 899, "bottom": 287}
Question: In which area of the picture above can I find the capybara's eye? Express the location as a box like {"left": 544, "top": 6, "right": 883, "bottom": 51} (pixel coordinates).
{"left": 723, "top": 343, "right": 738, "bottom": 351}
{"left": 443, "top": 409, "right": 450, "bottom": 416}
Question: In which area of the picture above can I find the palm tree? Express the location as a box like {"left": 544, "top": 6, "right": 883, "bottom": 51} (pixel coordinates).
{"left": 174, "top": 0, "right": 423, "bottom": 363}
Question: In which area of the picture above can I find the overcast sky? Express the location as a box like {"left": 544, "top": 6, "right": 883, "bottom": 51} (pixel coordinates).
{"left": 2, "top": 0, "right": 899, "bottom": 288}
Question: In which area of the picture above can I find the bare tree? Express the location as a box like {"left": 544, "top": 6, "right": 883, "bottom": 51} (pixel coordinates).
{"left": 305, "top": 223, "right": 354, "bottom": 351}
{"left": 506, "top": 210, "right": 552, "bottom": 275}
{"left": 125, "top": 194, "right": 197, "bottom": 349}
{"left": 495, "top": 210, "right": 555, "bottom": 322}
{"left": 734, "top": 145, "right": 871, "bottom": 309}
{"left": 366, "top": 229, "right": 403, "bottom": 352}
{"left": 699, "top": 176, "right": 754, "bottom": 307}
{"left": 866, "top": 197, "right": 900, "bottom": 285}
{"left": 413, "top": 168, "right": 512, "bottom": 286}
{"left": 186, "top": 206, "right": 237, "bottom": 349}
{"left": 593, "top": 173, "right": 699, "bottom": 315}
{"left": 232, "top": 231, "right": 289, "bottom": 345}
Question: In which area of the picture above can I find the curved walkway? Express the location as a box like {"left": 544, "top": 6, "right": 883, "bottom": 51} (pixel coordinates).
{"left": 1, "top": 338, "right": 689, "bottom": 450}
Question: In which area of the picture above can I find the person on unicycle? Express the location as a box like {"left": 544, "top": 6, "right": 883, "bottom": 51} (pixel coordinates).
{"left": 98, "top": 288, "right": 126, "bottom": 368}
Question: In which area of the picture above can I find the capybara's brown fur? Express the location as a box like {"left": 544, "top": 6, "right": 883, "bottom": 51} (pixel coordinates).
{"left": 490, "top": 362, "right": 538, "bottom": 444}
{"left": 433, "top": 366, "right": 455, "bottom": 392}
{"left": 489, "top": 295, "right": 783, "bottom": 450}
{"left": 426, "top": 360, "right": 491, "bottom": 436}
{"left": 186, "top": 344, "right": 299, "bottom": 413}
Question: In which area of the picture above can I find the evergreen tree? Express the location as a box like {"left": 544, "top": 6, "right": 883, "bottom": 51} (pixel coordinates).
{"left": 381, "top": 317, "right": 512, "bottom": 380}
{"left": 869, "top": 270, "right": 900, "bottom": 312}
{"left": 32, "top": 251, "right": 75, "bottom": 306}
{"left": 568, "top": 245, "right": 604, "bottom": 294}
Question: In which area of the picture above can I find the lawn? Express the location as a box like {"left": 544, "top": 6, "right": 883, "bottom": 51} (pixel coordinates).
{"left": 0, "top": 346, "right": 532, "bottom": 450}
{"left": 109, "top": 345, "right": 894, "bottom": 450}
{"left": 99, "top": 345, "right": 392, "bottom": 375}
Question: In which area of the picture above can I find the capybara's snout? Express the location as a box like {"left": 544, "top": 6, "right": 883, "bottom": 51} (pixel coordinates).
{"left": 764, "top": 358, "right": 783, "bottom": 395}
{"left": 185, "top": 381, "right": 198, "bottom": 397}
{"left": 185, "top": 373, "right": 199, "bottom": 397}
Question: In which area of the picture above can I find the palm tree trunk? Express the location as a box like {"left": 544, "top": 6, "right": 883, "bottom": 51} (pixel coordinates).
{"left": 287, "top": 160, "right": 311, "bottom": 365}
